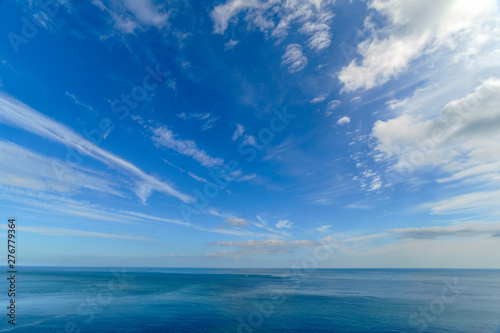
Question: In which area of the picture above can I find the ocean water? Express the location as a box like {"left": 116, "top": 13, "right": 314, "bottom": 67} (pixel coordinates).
{"left": 1, "top": 268, "right": 500, "bottom": 332}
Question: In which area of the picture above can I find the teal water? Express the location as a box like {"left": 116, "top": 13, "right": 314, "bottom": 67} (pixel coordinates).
{"left": 1, "top": 268, "right": 500, "bottom": 332}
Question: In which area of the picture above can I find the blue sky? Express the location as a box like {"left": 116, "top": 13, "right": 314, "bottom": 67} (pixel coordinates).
{"left": 0, "top": 0, "right": 499, "bottom": 268}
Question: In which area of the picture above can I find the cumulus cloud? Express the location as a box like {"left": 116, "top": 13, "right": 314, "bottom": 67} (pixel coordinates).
{"left": 373, "top": 78, "right": 500, "bottom": 187}
{"left": 338, "top": 0, "right": 499, "bottom": 91}
{"left": 281, "top": 44, "right": 308, "bottom": 73}
{"left": 152, "top": 126, "right": 224, "bottom": 168}
{"left": 337, "top": 116, "right": 351, "bottom": 125}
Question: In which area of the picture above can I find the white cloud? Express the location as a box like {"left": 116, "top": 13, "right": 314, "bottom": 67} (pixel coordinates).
{"left": 65, "top": 91, "right": 95, "bottom": 113}
{"left": 232, "top": 123, "right": 245, "bottom": 141}
{"left": 0, "top": 140, "right": 122, "bottom": 196}
{"left": 152, "top": 126, "right": 224, "bottom": 168}
{"left": 310, "top": 96, "right": 326, "bottom": 104}
{"left": 224, "top": 218, "right": 251, "bottom": 227}
{"left": 276, "top": 219, "right": 293, "bottom": 229}
{"left": 388, "top": 223, "right": 500, "bottom": 239}
{"left": 0, "top": 93, "right": 191, "bottom": 203}
{"left": 187, "top": 172, "right": 209, "bottom": 184}
{"left": 426, "top": 190, "right": 500, "bottom": 216}
{"left": 373, "top": 78, "right": 500, "bottom": 187}
{"left": 224, "top": 39, "right": 239, "bottom": 50}
{"left": 204, "top": 249, "right": 288, "bottom": 258}
{"left": 281, "top": 44, "right": 308, "bottom": 73}
{"left": 209, "top": 239, "right": 318, "bottom": 248}
{"left": 0, "top": 224, "right": 149, "bottom": 241}
{"left": 92, "top": 0, "right": 169, "bottom": 33}
{"left": 316, "top": 225, "right": 331, "bottom": 232}
{"left": 327, "top": 99, "right": 341, "bottom": 110}
{"left": 177, "top": 112, "right": 219, "bottom": 131}
{"left": 337, "top": 116, "right": 351, "bottom": 125}
{"left": 338, "top": 0, "right": 499, "bottom": 91}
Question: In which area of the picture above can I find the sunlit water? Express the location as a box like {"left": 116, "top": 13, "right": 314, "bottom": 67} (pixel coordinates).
{"left": 1, "top": 268, "right": 500, "bottom": 332}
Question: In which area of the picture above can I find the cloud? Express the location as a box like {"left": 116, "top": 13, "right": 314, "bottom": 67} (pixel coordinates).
{"left": 204, "top": 249, "right": 288, "bottom": 258}
{"left": 232, "top": 123, "right": 245, "bottom": 141}
{"left": 337, "top": 116, "right": 351, "bottom": 125}
{"left": 425, "top": 190, "right": 500, "bottom": 216}
{"left": 310, "top": 96, "right": 326, "bottom": 104}
{"left": 210, "top": 0, "right": 335, "bottom": 53}
{"left": 224, "top": 39, "right": 239, "bottom": 50}
{"left": 209, "top": 239, "right": 318, "bottom": 248}
{"left": 152, "top": 126, "right": 224, "bottom": 168}
{"left": 276, "top": 219, "right": 293, "bottom": 229}
{"left": 338, "top": 0, "right": 499, "bottom": 91}
{"left": 177, "top": 112, "right": 219, "bottom": 131}
{"left": 388, "top": 224, "right": 500, "bottom": 239}
{"left": 65, "top": 91, "right": 95, "bottom": 113}
{"left": 0, "top": 93, "right": 191, "bottom": 203}
{"left": 0, "top": 225, "right": 149, "bottom": 241}
{"left": 281, "top": 44, "right": 308, "bottom": 73}
{"left": 0, "top": 140, "right": 123, "bottom": 196}
{"left": 327, "top": 99, "right": 341, "bottom": 110}
{"left": 224, "top": 218, "right": 251, "bottom": 227}
{"left": 316, "top": 225, "right": 331, "bottom": 232}
{"left": 92, "top": 0, "right": 170, "bottom": 33}
{"left": 373, "top": 78, "right": 500, "bottom": 187}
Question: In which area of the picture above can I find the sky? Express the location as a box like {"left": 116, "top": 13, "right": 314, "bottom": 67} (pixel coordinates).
{"left": 0, "top": 0, "right": 499, "bottom": 268}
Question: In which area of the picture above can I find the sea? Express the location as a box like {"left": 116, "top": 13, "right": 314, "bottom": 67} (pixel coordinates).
{"left": 1, "top": 267, "right": 500, "bottom": 332}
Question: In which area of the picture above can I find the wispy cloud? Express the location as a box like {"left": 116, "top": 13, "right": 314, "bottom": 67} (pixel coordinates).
{"left": 177, "top": 112, "right": 220, "bottom": 131}
{"left": 282, "top": 44, "right": 307, "bottom": 73}
{"left": 388, "top": 224, "right": 500, "bottom": 239}
{"left": 0, "top": 224, "right": 149, "bottom": 241}
{"left": 316, "top": 225, "right": 331, "bottom": 233}
{"left": 211, "top": 0, "right": 335, "bottom": 54}
{"left": 65, "top": 91, "right": 95, "bottom": 113}
{"left": 92, "top": 0, "right": 170, "bottom": 34}
{"left": 223, "top": 218, "right": 251, "bottom": 227}
{"left": 232, "top": 123, "right": 245, "bottom": 141}
{"left": 209, "top": 239, "right": 319, "bottom": 248}
{"left": 0, "top": 93, "right": 191, "bottom": 203}
{"left": 152, "top": 126, "right": 224, "bottom": 168}
{"left": 276, "top": 219, "right": 293, "bottom": 229}
{"left": 0, "top": 140, "right": 122, "bottom": 196}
